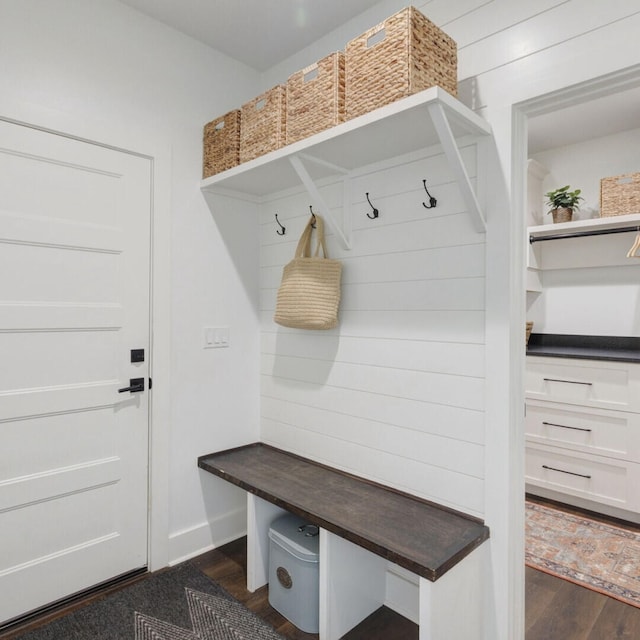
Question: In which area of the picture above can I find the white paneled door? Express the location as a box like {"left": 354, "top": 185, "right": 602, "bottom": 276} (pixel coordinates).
{"left": 0, "top": 120, "right": 151, "bottom": 625}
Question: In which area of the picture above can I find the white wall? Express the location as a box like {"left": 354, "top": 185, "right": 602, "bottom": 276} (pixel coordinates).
{"left": 529, "top": 127, "right": 640, "bottom": 337}
{"left": 260, "top": 144, "right": 486, "bottom": 517}
{"left": 0, "top": 0, "right": 262, "bottom": 566}
{"left": 258, "top": 2, "right": 640, "bottom": 639}
{"left": 3, "top": 0, "right": 640, "bottom": 638}
{"left": 534, "top": 128, "right": 640, "bottom": 222}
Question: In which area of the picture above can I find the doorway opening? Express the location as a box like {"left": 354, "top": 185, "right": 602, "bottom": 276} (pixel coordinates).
{"left": 513, "top": 64, "right": 640, "bottom": 636}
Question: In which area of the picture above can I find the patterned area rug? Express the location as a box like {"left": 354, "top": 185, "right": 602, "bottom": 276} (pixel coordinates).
{"left": 14, "top": 562, "right": 285, "bottom": 639}
{"left": 525, "top": 500, "right": 640, "bottom": 608}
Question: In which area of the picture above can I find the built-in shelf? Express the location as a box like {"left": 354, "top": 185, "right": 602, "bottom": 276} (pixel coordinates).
{"left": 200, "top": 87, "right": 492, "bottom": 247}
{"left": 526, "top": 212, "right": 640, "bottom": 283}
{"left": 528, "top": 212, "right": 640, "bottom": 242}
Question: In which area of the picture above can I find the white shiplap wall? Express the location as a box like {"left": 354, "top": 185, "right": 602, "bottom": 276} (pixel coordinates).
{"left": 259, "top": 143, "right": 486, "bottom": 517}
{"left": 255, "top": 2, "right": 640, "bottom": 637}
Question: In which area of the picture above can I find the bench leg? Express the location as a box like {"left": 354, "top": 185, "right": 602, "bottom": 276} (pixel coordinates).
{"left": 319, "top": 529, "right": 386, "bottom": 640}
{"left": 246, "top": 494, "right": 288, "bottom": 592}
{"left": 418, "top": 544, "right": 486, "bottom": 639}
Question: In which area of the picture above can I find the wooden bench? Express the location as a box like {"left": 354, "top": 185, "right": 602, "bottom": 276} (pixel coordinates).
{"left": 198, "top": 443, "right": 490, "bottom": 639}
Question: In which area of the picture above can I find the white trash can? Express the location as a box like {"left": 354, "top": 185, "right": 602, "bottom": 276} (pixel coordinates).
{"left": 268, "top": 513, "right": 320, "bottom": 633}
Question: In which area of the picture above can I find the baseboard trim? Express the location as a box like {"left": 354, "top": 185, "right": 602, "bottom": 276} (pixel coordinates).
{"left": 168, "top": 507, "right": 247, "bottom": 566}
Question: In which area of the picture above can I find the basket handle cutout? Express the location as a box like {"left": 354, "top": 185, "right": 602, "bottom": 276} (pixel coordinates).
{"left": 304, "top": 66, "right": 319, "bottom": 83}
{"left": 214, "top": 121, "right": 225, "bottom": 130}
{"left": 367, "top": 27, "right": 386, "bottom": 48}
{"left": 618, "top": 177, "right": 633, "bottom": 185}
{"left": 255, "top": 98, "right": 266, "bottom": 111}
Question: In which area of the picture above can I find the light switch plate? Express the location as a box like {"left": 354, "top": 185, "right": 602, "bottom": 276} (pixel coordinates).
{"left": 203, "top": 326, "right": 230, "bottom": 349}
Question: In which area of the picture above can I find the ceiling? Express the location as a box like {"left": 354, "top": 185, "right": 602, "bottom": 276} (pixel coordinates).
{"left": 118, "top": 0, "right": 379, "bottom": 71}
{"left": 527, "top": 84, "right": 640, "bottom": 155}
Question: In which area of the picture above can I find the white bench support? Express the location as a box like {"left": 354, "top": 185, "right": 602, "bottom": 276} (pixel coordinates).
{"left": 246, "top": 494, "right": 288, "bottom": 592}
{"left": 319, "top": 529, "right": 387, "bottom": 640}
{"left": 419, "top": 544, "right": 486, "bottom": 640}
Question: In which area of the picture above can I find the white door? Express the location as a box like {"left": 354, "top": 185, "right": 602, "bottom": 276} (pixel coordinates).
{"left": 0, "top": 120, "right": 151, "bottom": 625}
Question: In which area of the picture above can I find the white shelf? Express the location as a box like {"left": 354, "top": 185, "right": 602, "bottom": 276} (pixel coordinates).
{"left": 200, "top": 87, "right": 492, "bottom": 244}
{"left": 528, "top": 212, "right": 640, "bottom": 241}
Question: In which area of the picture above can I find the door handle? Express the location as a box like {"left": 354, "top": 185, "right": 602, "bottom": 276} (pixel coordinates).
{"left": 118, "top": 378, "right": 145, "bottom": 393}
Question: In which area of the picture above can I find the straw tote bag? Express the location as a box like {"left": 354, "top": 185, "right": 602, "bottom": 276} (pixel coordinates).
{"left": 274, "top": 214, "right": 342, "bottom": 329}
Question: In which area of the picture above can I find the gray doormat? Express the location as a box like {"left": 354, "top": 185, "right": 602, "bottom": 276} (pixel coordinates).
{"left": 14, "top": 562, "right": 285, "bottom": 639}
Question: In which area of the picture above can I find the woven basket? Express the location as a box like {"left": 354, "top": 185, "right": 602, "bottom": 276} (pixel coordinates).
{"left": 286, "top": 52, "right": 346, "bottom": 145}
{"left": 202, "top": 110, "right": 240, "bottom": 178}
{"left": 526, "top": 322, "right": 534, "bottom": 345}
{"left": 551, "top": 207, "right": 573, "bottom": 224}
{"left": 600, "top": 172, "right": 640, "bottom": 217}
{"left": 345, "top": 6, "right": 457, "bottom": 120}
{"left": 240, "top": 85, "right": 286, "bottom": 163}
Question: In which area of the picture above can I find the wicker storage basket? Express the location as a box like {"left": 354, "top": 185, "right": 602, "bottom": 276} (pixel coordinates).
{"left": 286, "top": 52, "right": 346, "bottom": 145}
{"left": 345, "top": 6, "right": 457, "bottom": 120}
{"left": 202, "top": 110, "right": 240, "bottom": 178}
{"left": 526, "top": 322, "right": 534, "bottom": 345}
{"left": 600, "top": 172, "right": 640, "bottom": 217}
{"left": 240, "top": 85, "right": 286, "bottom": 163}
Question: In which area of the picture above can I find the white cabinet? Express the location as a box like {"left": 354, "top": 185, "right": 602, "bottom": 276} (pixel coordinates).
{"left": 525, "top": 355, "right": 640, "bottom": 520}
{"left": 525, "top": 356, "right": 640, "bottom": 412}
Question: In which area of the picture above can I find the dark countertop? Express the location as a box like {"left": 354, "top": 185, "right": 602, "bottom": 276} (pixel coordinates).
{"left": 198, "top": 443, "right": 489, "bottom": 582}
{"left": 526, "top": 334, "right": 640, "bottom": 363}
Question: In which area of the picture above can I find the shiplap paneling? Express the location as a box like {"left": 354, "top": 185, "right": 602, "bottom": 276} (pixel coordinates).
{"left": 260, "top": 375, "right": 484, "bottom": 444}
{"left": 259, "top": 143, "right": 486, "bottom": 515}
{"left": 456, "top": 0, "right": 640, "bottom": 82}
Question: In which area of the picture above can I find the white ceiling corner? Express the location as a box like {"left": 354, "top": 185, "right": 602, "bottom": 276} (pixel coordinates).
{"left": 118, "top": 0, "right": 380, "bottom": 71}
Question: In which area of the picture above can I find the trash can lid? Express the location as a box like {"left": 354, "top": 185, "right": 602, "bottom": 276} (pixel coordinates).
{"left": 268, "top": 513, "right": 319, "bottom": 562}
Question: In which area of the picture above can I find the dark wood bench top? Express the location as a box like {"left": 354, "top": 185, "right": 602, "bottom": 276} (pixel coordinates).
{"left": 198, "top": 443, "right": 489, "bottom": 581}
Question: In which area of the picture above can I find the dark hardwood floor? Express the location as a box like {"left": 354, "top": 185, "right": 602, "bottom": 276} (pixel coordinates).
{"left": 195, "top": 534, "right": 640, "bottom": 640}
{"left": 191, "top": 537, "right": 419, "bottom": 640}
{"left": 525, "top": 566, "right": 640, "bottom": 639}
{"left": 525, "top": 495, "right": 640, "bottom": 640}
{"left": 3, "top": 509, "right": 640, "bottom": 639}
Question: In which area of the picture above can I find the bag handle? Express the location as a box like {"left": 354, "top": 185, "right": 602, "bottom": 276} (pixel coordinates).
{"left": 294, "top": 213, "right": 329, "bottom": 258}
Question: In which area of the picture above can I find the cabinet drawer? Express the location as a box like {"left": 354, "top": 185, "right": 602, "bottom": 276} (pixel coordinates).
{"left": 526, "top": 357, "right": 640, "bottom": 412}
{"left": 526, "top": 443, "right": 640, "bottom": 512}
{"left": 526, "top": 401, "right": 640, "bottom": 462}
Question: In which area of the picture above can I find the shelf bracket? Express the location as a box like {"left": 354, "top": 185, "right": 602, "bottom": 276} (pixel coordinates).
{"left": 288, "top": 154, "right": 352, "bottom": 250}
{"left": 427, "top": 102, "right": 487, "bottom": 233}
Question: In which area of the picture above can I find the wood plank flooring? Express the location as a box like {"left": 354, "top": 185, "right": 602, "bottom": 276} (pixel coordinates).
{"left": 196, "top": 536, "right": 640, "bottom": 640}
{"left": 525, "top": 496, "right": 640, "bottom": 640}
{"left": 3, "top": 522, "right": 640, "bottom": 639}
{"left": 525, "top": 567, "right": 640, "bottom": 639}
{"left": 191, "top": 537, "right": 419, "bottom": 640}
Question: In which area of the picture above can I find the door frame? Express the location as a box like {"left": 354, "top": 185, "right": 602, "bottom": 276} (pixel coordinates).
{"left": 0, "top": 100, "right": 172, "bottom": 571}
{"left": 511, "top": 63, "right": 640, "bottom": 637}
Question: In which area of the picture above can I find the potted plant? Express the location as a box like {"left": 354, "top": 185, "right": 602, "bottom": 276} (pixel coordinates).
{"left": 545, "top": 185, "right": 583, "bottom": 223}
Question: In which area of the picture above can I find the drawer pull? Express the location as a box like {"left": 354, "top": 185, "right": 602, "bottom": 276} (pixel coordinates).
{"left": 542, "top": 464, "right": 591, "bottom": 479}
{"left": 542, "top": 421, "right": 592, "bottom": 433}
{"left": 543, "top": 377, "right": 593, "bottom": 386}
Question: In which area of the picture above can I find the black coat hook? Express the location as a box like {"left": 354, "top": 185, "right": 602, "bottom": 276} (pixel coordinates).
{"left": 309, "top": 205, "right": 317, "bottom": 228}
{"left": 366, "top": 192, "right": 379, "bottom": 219}
{"left": 422, "top": 180, "right": 437, "bottom": 209}
{"left": 275, "top": 213, "right": 286, "bottom": 236}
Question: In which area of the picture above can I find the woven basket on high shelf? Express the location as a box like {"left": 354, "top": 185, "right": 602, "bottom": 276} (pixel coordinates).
{"left": 526, "top": 322, "right": 534, "bottom": 345}
{"left": 600, "top": 172, "right": 640, "bottom": 217}
{"left": 286, "top": 52, "right": 346, "bottom": 145}
{"left": 345, "top": 6, "right": 457, "bottom": 121}
{"left": 240, "top": 85, "right": 286, "bottom": 163}
{"left": 202, "top": 110, "right": 240, "bottom": 179}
